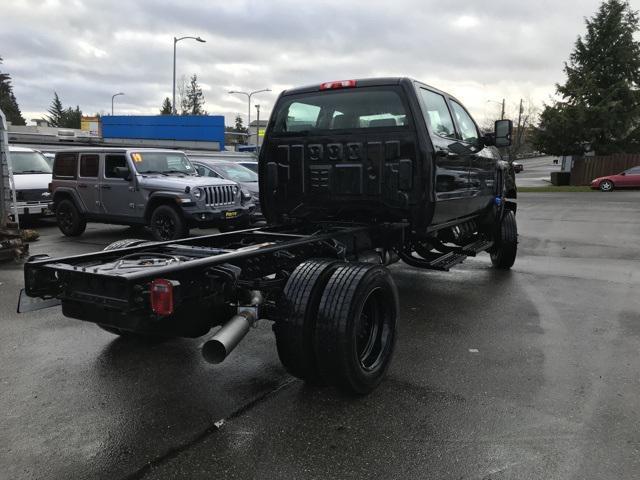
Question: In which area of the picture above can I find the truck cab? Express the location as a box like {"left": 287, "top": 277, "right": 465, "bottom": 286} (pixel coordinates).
{"left": 259, "top": 77, "right": 514, "bottom": 236}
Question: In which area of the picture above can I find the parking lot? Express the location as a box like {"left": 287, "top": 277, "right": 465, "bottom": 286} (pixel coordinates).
{"left": 1, "top": 191, "right": 639, "bottom": 480}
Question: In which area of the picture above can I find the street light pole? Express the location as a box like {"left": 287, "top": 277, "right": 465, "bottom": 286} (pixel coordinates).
{"left": 172, "top": 35, "right": 206, "bottom": 115}
{"left": 228, "top": 88, "right": 271, "bottom": 144}
{"left": 255, "top": 104, "right": 261, "bottom": 148}
{"left": 111, "top": 92, "right": 124, "bottom": 115}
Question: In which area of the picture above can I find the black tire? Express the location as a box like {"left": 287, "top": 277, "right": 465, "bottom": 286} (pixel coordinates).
{"left": 149, "top": 205, "right": 188, "bottom": 241}
{"left": 274, "top": 259, "right": 341, "bottom": 384}
{"left": 103, "top": 238, "right": 155, "bottom": 251}
{"left": 315, "top": 263, "right": 398, "bottom": 395}
{"left": 56, "top": 199, "right": 87, "bottom": 237}
{"left": 600, "top": 179, "right": 614, "bottom": 192}
{"left": 490, "top": 210, "right": 518, "bottom": 270}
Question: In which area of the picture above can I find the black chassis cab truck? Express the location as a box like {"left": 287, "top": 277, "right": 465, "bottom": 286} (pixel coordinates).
{"left": 20, "top": 78, "right": 517, "bottom": 395}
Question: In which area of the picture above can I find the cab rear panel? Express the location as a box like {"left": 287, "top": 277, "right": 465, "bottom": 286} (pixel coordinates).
{"left": 260, "top": 79, "right": 434, "bottom": 229}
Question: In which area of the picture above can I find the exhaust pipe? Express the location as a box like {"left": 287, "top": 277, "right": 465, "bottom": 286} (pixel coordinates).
{"left": 202, "top": 290, "right": 262, "bottom": 364}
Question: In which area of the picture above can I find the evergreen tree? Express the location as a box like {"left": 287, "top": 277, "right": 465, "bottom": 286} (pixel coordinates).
{"left": 183, "top": 74, "right": 206, "bottom": 115}
{"left": 0, "top": 56, "right": 26, "bottom": 125}
{"left": 534, "top": 0, "right": 640, "bottom": 155}
{"left": 46, "top": 92, "right": 65, "bottom": 127}
{"left": 234, "top": 115, "right": 247, "bottom": 144}
{"left": 160, "top": 97, "right": 172, "bottom": 115}
{"left": 62, "top": 106, "right": 82, "bottom": 129}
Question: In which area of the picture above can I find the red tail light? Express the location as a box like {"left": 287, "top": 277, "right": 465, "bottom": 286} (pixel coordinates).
{"left": 150, "top": 279, "right": 174, "bottom": 316}
{"left": 320, "top": 80, "right": 357, "bottom": 90}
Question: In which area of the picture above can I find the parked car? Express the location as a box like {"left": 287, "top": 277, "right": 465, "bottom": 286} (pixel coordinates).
{"left": 238, "top": 160, "right": 258, "bottom": 173}
{"left": 189, "top": 157, "right": 261, "bottom": 217}
{"left": 590, "top": 166, "right": 640, "bottom": 191}
{"left": 8, "top": 146, "right": 53, "bottom": 218}
{"left": 50, "top": 148, "right": 254, "bottom": 240}
{"left": 512, "top": 162, "right": 523, "bottom": 173}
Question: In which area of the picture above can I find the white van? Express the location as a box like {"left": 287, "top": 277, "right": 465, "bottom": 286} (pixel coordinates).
{"left": 9, "top": 146, "right": 53, "bottom": 217}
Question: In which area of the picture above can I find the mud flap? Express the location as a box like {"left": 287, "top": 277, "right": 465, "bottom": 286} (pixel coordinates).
{"left": 17, "top": 288, "right": 60, "bottom": 313}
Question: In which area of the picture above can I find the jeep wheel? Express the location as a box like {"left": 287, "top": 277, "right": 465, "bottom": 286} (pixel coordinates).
{"left": 274, "top": 259, "right": 341, "bottom": 384}
{"left": 315, "top": 263, "right": 398, "bottom": 395}
{"left": 56, "top": 199, "right": 87, "bottom": 237}
{"left": 490, "top": 210, "right": 518, "bottom": 270}
{"left": 150, "top": 205, "right": 188, "bottom": 241}
{"left": 599, "top": 179, "right": 614, "bottom": 192}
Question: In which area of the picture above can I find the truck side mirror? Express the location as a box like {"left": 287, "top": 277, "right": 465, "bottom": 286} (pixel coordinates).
{"left": 114, "top": 166, "right": 131, "bottom": 181}
{"left": 494, "top": 120, "right": 513, "bottom": 147}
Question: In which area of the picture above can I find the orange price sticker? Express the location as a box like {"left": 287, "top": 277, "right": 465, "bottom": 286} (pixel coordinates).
{"left": 132, "top": 153, "right": 143, "bottom": 163}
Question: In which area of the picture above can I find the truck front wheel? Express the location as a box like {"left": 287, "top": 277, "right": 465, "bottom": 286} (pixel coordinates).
{"left": 274, "top": 259, "right": 341, "bottom": 384}
{"left": 56, "top": 199, "right": 87, "bottom": 237}
{"left": 150, "top": 205, "right": 188, "bottom": 241}
{"left": 490, "top": 210, "right": 518, "bottom": 270}
{"left": 314, "top": 263, "right": 398, "bottom": 395}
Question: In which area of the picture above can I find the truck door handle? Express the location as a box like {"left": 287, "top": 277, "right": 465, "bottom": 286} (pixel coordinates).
{"left": 101, "top": 185, "right": 111, "bottom": 190}
{"left": 77, "top": 184, "right": 88, "bottom": 189}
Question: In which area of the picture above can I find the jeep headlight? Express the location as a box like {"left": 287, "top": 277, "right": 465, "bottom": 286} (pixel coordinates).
{"left": 192, "top": 187, "right": 203, "bottom": 200}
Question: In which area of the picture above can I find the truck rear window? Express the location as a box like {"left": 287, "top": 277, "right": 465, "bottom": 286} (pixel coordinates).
{"left": 272, "top": 88, "right": 409, "bottom": 133}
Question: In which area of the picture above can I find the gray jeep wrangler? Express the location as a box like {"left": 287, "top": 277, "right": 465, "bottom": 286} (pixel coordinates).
{"left": 50, "top": 148, "right": 255, "bottom": 241}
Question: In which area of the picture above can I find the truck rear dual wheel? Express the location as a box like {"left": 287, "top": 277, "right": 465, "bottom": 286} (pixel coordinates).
{"left": 56, "top": 199, "right": 87, "bottom": 237}
{"left": 490, "top": 210, "right": 518, "bottom": 270}
{"left": 276, "top": 260, "right": 398, "bottom": 395}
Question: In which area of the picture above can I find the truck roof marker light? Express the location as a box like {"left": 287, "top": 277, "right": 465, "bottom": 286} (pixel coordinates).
{"left": 150, "top": 278, "right": 174, "bottom": 316}
{"left": 320, "top": 80, "right": 357, "bottom": 90}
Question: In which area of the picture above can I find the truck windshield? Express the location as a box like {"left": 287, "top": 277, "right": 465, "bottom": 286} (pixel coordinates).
{"left": 10, "top": 152, "right": 52, "bottom": 174}
{"left": 272, "top": 87, "right": 409, "bottom": 134}
{"left": 132, "top": 152, "right": 196, "bottom": 175}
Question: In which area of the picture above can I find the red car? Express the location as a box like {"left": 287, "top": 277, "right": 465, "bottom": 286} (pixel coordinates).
{"left": 591, "top": 166, "right": 640, "bottom": 191}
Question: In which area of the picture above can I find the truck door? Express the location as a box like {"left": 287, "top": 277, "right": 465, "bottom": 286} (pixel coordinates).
{"left": 417, "top": 88, "right": 471, "bottom": 223}
{"left": 448, "top": 99, "right": 496, "bottom": 214}
{"left": 100, "top": 153, "right": 140, "bottom": 220}
{"left": 76, "top": 153, "right": 101, "bottom": 215}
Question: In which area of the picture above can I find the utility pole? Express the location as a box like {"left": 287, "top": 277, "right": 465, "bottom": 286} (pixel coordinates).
{"left": 515, "top": 98, "right": 524, "bottom": 153}
{"left": 501, "top": 98, "right": 506, "bottom": 120}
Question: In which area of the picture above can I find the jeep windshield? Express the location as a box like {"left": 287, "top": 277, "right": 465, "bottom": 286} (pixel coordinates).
{"left": 132, "top": 152, "right": 196, "bottom": 175}
{"left": 272, "top": 87, "right": 410, "bottom": 134}
{"left": 11, "top": 152, "right": 52, "bottom": 174}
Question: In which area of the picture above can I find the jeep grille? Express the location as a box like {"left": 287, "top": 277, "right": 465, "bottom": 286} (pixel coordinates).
{"left": 204, "top": 185, "right": 236, "bottom": 206}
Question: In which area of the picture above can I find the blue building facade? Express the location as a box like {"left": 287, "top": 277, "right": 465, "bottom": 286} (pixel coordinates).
{"left": 102, "top": 115, "right": 225, "bottom": 149}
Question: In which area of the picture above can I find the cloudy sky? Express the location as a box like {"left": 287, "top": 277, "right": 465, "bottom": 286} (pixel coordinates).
{"left": 1, "top": 0, "right": 634, "bottom": 126}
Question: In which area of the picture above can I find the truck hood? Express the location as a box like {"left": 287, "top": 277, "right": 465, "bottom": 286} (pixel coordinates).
{"left": 12, "top": 173, "right": 52, "bottom": 191}
{"left": 137, "top": 174, "right": 237, "bottom": 190}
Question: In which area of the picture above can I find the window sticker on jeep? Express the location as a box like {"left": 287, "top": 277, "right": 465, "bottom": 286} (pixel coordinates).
{"left": 131, "top": 153, "right": 143, "bottom": 163}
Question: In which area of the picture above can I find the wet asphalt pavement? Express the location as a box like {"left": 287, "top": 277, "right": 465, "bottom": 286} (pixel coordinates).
{"left": 1, "top": 192, "right": 639, "bottom": 480}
